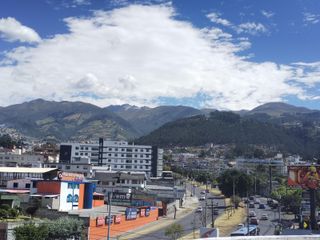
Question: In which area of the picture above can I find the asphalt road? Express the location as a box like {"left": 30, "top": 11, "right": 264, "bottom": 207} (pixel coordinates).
{"left": 230, "top": 196, "right": 280, "bottom": 236}
{"left": 133, "top": 183, "right": 225, "bottom": 240}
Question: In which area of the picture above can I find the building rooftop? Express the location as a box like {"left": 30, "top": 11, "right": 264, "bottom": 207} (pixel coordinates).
{"left": 0, "top": 167, "right": 57, "bottom": 173}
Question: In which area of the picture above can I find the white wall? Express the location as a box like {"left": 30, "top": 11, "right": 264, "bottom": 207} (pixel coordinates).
{"left": 59, "top": 182, "right": 80, "bottom": 212}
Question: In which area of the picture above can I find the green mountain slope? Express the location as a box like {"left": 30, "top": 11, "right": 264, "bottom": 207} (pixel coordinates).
{"left": 0, "top": 99, "right": 138, "bottom": 140}
{"left": 137, "top": 111, "right": 319, "bottom": 157}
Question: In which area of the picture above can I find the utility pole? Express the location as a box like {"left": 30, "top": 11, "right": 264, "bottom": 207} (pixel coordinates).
{"left": 107, "top": 192, "right": 112, "bottom": 240}
{"left": 247, "top": 192, "right": 249, "bottom": 234}
{"left": 269, "top": 161, "right": 272, "bottom": 196}
{"left": 204, "top": 198, "right": 207, "bottom": 226}
{"left": 211, "top": 199, "right": 214, "bottom": 228}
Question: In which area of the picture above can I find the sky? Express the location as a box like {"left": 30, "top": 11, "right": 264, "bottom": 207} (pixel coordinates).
{"left": 0, "top": 0, "right": 319, "bottom": 110}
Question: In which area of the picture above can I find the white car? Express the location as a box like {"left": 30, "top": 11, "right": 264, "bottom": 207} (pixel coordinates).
{"left": 196, "top": 206, "right": 203, "bottom": 213}
{"left": 199, "top": 195, "right": 206, "bottom": 201}
{"left": 249, "top": 211, "right": 256, "bottom": 217}
{"left": 261, "top": 214, "right": 268, "bottom": 220}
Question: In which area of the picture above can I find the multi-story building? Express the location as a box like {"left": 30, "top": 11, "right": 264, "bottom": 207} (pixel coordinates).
{"left": 59, "top": 139, "right": 163, "bottom": 177}
{"left": 235, "top": 157, "right": 287, "bottom": 175}
{"left": 0, "top": 151, "right": 44, "bottom": 168}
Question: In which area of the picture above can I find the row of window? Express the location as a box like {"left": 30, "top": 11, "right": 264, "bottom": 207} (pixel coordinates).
{"left": 105, "top": 159, "right": 149, "bottom": 164}
{"left": 112, "top": 165, "right": 149, "bottom": 170}
{"left": 13, "top": 182, "right": 31, "bottom": 188}
{"left": 74, "top": 146, "right": 151, "bottom": 152}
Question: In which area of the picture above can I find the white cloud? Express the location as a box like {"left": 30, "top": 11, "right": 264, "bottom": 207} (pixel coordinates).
{"left": 303, "top": 12, "right": 320, "bottom": 25}
{"left": 261, "top": 10, "right": 274, "bottom": 19}
{"left": 73, "top": 0, "right": 91, "bottom": 5}
{"left": 206, "top": 12, "right": 232, "bottom": 27}
{"left": 235, "top": 22, "right": 267, "bottom": 35}
{"left": 0, "top": 17, "right": 41, "bottom": 43}
{"left": 0, "top": 5, "right": 318, "bottom": 110}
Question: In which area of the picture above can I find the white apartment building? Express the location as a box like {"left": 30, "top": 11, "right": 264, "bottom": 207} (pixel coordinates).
{"left": 59, "top": 139, "right": 163, "bottom": 177}
{"left": 0, "top": 152, "right": 44, "bottom": 167}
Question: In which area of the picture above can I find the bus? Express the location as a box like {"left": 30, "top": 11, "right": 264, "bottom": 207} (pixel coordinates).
{"left": 230, "top": 225, "right": 257, "bottom": 236}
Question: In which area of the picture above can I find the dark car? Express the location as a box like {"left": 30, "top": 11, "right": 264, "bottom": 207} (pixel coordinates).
{"left": 259, "top": 204, "right": 266, "bottom": 209}
{"left": 250, "top": 217, "right": 259, "bottom": 225}
{"left": 249, "top": 196, "right": 255, "bottom": 201}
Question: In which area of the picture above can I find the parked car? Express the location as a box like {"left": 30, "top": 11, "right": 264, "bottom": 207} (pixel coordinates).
{"left": 249, "top": 196, "right": 255, "bottom": 201}
{"left": 249, "top": 211, "right": 256, "bottom": 217}
{"left": 259, "top": 203, "right": 266, "bottom": 209}
{"left": 261, "top": 214, "right": 268, "bottom": 220}
{"left": 267, "top": 199, "right": 274, "bottom": 205}
{"left": 196, "top": 206, "right": 203, "bottom": 213}
{"left": 254, "top": 199, "right": 260, "bottom": 204}
{"left": 250, "top": 217, "right": 259, "bottom": 225}
{"left": 205, "top": 189, "right": 210, "bottom": 193}
{"left": 249, "top": 202, "right": 255, "bottom": 208}
{"left": 213, "top": 209, "right": 219, "bottom": 215}
{"left": 201, "top": 190, "right": 206, "bottom": 194}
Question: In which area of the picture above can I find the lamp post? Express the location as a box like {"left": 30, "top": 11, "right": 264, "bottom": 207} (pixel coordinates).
{"left": 107, "top": 192, "right": 112, "bottom": 240}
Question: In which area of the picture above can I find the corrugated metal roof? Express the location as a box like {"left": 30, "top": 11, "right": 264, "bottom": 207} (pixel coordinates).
{"left": 0, "top": 167, "right": 57, "bottom": 173}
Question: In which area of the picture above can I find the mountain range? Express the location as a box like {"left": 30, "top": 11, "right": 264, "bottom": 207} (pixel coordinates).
{"left": 0, "top": 99, "right": 320, "bottom": 150}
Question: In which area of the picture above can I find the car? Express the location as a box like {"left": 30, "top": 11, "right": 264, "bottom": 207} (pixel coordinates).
{"left": 205, "top": 189, "right": 210, "bottom": 193}
{"left": 249, "top": 196, "right": 255, "bottom": 201}
{"left": 267, "top": 199, "right": 273, "bottom": 205}
{"left": 249, "top": 202, "right": 255, "bottom": 208}
{"left": 200, "top": 190, "right": 206, "bottom": 194}
{"left": 196, "top": 206, "right": 203, "bottom": 213}
{"left": 199, "top": 195, "right": 206, "bottom": 201}
{"left": 259, "top": 203, "right": 266, "bottom": 209}
{"left": 254, "top": 199, "right": 260, "bottom": 204}
{"left": 237, "top": 223, "right": 244, "bottom": 229}
{"left": 249, "top": 211, "right": 256, "bottom": 217}
{"left": 250, "top": 217, "right": 259, "bottom": 225}
{"left": 213, "top": 209, "right": 219, "bottom": 215}
{"left": 261, "top": 214, "right": 268, "bottom": 220}
{"left": 243, "top": 198, "right": 249, "bottom": 204}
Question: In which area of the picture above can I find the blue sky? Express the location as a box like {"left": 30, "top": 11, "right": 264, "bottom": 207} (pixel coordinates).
{"left": 0, "top": 0, "right": 319, "bottom": 110}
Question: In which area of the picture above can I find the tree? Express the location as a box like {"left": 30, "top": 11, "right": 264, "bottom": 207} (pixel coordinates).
{"left": 218, "top": 169, "right": 253, "bottom": 197}
{"left": 271, "top": 185, "right": 302, "bottom": 214}
{"left": 46, "top": 217, "right": 83, "bottom": 240}
{"left": 13, "top": 223, "right": 48, "bottom": 240}
{"left": 165, "top": 223, "right": 184, "bottom": 240}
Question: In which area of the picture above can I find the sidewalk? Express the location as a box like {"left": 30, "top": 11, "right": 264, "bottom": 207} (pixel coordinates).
{"left": 118, "top": 193, "right": 199, "bottom": 240}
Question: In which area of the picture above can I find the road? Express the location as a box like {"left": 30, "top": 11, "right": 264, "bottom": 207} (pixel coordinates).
{"left": 230, "top": 196, "right": 280, "bottom": 236}
{"left": 132, "top": 183, "right": 225, "bottom": 240}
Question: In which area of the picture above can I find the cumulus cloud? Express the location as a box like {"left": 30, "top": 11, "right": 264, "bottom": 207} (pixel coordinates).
{"left": 0, "top": 17, "right": 41, "bottom": 43}
{"left": 235, "top": 22, "right": 267, "bottom": 35}
{"left": 303, "top": 12, "right": 320, "bottom": 25}
{"left": 206, "top": 12, "right": 232, "bottom": 27}
{"left": 0, "top": 4, "right": 318, "bottom": 110}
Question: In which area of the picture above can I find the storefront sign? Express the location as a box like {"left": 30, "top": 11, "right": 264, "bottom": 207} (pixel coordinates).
{"left": 140, "top": 208, "right": 145, "bottom": 217}
{"left": 96, "top": 216, "right": 104, "bottom": 227}
{"left": 111, "top": 192, "right": 132, "bottom": 206}
{"left": 114, "top": 215, "right": 121, "bottom": 224}
{"left": 125, "top": 208, "right": 137, "bottom": 220}
{"left": 145, "top": 207, "right": 150, "bottom": 217}
{"left": 105, "top": 215, "right": 113, "bottom": 225}
{"left": 58, "top": 171, "right": 84, "bottom": 182}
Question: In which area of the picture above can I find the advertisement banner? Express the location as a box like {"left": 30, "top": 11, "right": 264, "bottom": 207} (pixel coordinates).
{"left": 125, "top": 208, "right": 137, "bottom": 220}
{"left": 105, "top": 215, "right": 113, "bottom": 225}
{"left": 114, "top": 215, "right": 121, "bottom": 224}
{"left": 140, "top": 208, "right": 145, "bottom": 217}
{"left": 96, "top": 216, "right": 104, "bottom": 227}
{"left": 145, "top": 207, "right": 150, "bottom": 217}
{"left": 288, "top": 165, "right": 320, "bottom": 189}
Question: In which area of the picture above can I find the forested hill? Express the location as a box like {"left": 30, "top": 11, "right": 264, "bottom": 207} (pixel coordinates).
{"left": 136, "top": 111, "right": 319, "bottom": 157}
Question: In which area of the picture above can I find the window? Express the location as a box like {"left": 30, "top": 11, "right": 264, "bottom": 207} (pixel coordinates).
{"left": 68, "top": 183, "right": 79, "bottom": 189}
{"left": 134, "top": 155, "right": 137, "bottom": 158}
{"left": 80, "top": 153, "right": 83, "bottom": 156}
{"left": 135, "top": 149, "right": 138, "bottom": 152}
{"left": 85, "top": 152, "right": 88, "bottom": 156}
{"left": 13, "top": 182, "right": 18, "bottom": 188}
{"left": 108, "top": 154, "right": 111, "bottom": 157}
{"left": 75, "top": 147, "right": 79, "bottom": 150}
{"left": 121, "top": 148, "right": 125, "bottom": 151}
{"left": 140, "top": 160, "right": 143, "bottom": 163}
{"left": 108, "top": 148, "right": 112, "bottom": 151}
{"left": 85, "top": 147, "right": 88, "bottom": 150}
{"left": 80, "top": 147, "right": 84, "bottom": 150}
{"left": 66, "top": 166, "right": 71, "bottom": 170}
{"left": 115, "top": 148, "right": 118, "bottom": 151}
{"left": 75, "top": 152, "right": 79, "bottom": 155}
{"left": 32, "top": 181, "right": 37, "bottom": 188}
{"left": 115, "top": 154, "right": 118, "bottom": 157}
{"left": 134, "top": 160, "right": 137, "bottom": 163}
{"left": 76, "top": 165, "right": 79, "bottom": 168}
{"left": 140, "top": 155, "right": 143, "bottom": 157}
{"left": 25, "top": 183, "right": 31, "bottom": 188}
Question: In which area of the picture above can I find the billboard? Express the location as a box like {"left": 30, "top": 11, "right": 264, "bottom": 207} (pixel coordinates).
{"left": 125, "top": 208, "right": 137, "bottom": 220}
{"left": 288, "top": 165, "right": 320, "bottom": 189}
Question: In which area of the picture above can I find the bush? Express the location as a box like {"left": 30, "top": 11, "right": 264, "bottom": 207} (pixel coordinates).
{"left": 0, "top": 204, "right": 11, "bottom": 211}
{"left": 0, "top": 209, "right": 8, "bottom": 219}
{"left": 8, "top": 208, "right": 19, "bottom": 218}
